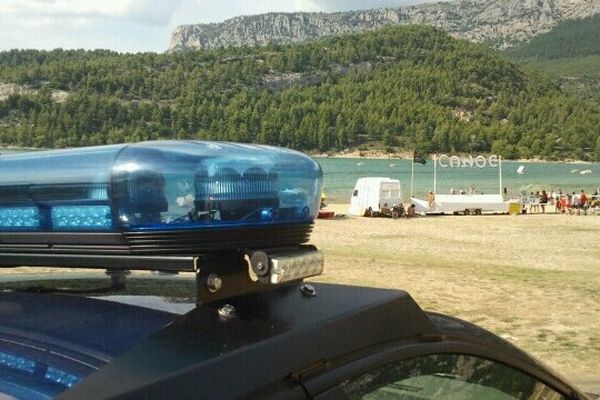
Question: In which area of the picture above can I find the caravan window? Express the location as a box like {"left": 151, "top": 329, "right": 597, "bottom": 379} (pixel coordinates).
{"left": 353, "top": 190, "right": 358, "bottom": 197}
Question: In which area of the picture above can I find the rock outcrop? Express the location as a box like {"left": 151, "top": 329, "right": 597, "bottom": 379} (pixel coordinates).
{"left": 168, "top": 0, "right": 600, "bottom": 52}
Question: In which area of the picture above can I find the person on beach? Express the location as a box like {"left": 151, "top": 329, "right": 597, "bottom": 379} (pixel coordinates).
{"left": 427, "top": 191, "right": 436, "bottom": 210}
{"left": 406, "top": 203, "right": 416, "bottom": 218}
{"left": 571, "top": 191, "right": 580, "bottom": 215}
{"left": 559, "top": 196, "right": 571, "bottom": 215}
{"left": 320, "top": 192, "right": 328, "bottom": 210}
{"left": 528, "top": 192, "right": 538, "bottom": 213}
{"left": 579, "top": 190, "right": 588, "bottom": 215}
{"left": 468, "top": 184, "right": 475, "bottom": 195}
{"left": 539, "top": 190, "right": 549, "bottom": 213}
{"left": 520, "top": 191, "right": 527, "bottom": 212}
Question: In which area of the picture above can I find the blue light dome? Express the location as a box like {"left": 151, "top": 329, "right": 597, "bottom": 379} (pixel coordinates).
{"left": 0, "top": 141, "right": 323, "bottom": 234}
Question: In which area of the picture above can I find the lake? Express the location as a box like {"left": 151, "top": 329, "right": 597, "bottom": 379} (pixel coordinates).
{"left": 2, "top": 148, "right": 597, "bottom": 202}
{"left": 316, "top": 157, "right": 600, "bottom": 202}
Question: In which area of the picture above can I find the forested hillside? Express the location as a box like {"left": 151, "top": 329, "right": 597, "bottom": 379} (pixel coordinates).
{"left": 505, "top": 14, "right": 600, "bottom": 59}
{"left": 1, "top": 26, "right": 599, "bottom": 160}
{"left": 505, "top": 14, "right": 600, "bottom": 101}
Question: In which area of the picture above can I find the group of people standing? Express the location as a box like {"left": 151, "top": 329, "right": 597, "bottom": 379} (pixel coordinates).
{"left": 524, "top": 189, "right": 599, "bottom": 215}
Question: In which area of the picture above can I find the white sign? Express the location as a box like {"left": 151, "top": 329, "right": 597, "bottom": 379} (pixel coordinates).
{"left": 437, "top": 154, "right": 500, "bottom": 168}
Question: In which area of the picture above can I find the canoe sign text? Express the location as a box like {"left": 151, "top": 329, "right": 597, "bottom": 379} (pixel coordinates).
{"left": 437, "top": 154, "right": 500, "bottom": 168}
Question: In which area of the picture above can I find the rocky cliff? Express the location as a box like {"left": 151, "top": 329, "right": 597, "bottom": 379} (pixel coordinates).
{"left": 168, "top": 0, "right": 600, "bottom": 52}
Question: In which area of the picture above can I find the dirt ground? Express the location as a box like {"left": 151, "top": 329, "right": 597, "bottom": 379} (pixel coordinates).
{"left": 311, "top": 204, "right": 600, "bottom": 393}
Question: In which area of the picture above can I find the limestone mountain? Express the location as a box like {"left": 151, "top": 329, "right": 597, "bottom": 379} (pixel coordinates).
{"left": 169, "top": 0, "right": 600, "bottom": 52}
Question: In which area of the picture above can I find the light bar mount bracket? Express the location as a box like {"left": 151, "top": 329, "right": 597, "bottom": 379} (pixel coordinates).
{"left": 195, "top": 245, "right": 322, "bottom": 305}
{"left": 0, "top": 245, "right": 323, "bottom": 306}
{"left": 195, "top": 253, "right": 269, "bottom": 304}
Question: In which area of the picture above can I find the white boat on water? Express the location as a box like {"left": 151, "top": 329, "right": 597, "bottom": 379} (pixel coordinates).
{"left": 570, "top": 169, "right": 580, "bottom": 174}
{"left": 580, "top": 169, "right": 592, "bottom": 175}
{"left": 516, "top": 165, "right": 527, "bottom": 174}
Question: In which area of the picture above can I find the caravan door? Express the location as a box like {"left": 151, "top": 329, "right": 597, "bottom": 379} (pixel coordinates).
{"left": 379, "top": 181, "right": 402, "bottom": 209}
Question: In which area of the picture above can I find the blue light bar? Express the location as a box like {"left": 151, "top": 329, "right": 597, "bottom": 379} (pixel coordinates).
{"left": 51, "top": 205, "right": 113, "bottom": 230}
{"left": 0, "top": 207, "right": 41, "bottom": 229}
{"left": 44, "top": 367, "right": 81, "bottom": 388}
{"left": 0, "top": 351, "right": 36, "bottom": 374}
{"left": 0, "top": 141, "right": 323, "bottom": 234}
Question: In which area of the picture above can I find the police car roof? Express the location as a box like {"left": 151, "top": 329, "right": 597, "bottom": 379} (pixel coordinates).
{"left": 56, "top": 281, "right": 583, "bottom": 400}
{"left": 59, "top": 282, "right": 436, "bottom": 399}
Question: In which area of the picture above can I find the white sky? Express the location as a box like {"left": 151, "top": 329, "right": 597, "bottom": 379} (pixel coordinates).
{"left": 0, "top": 0, "right": 432, "bottom": 53}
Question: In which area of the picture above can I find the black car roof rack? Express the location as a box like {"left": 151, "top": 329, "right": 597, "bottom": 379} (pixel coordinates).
{"left": 0, "top": 245, "right": 324, "bottom": 305}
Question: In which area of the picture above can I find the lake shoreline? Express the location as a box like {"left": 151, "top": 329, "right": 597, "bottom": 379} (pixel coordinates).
{"left": 1, "top": 146, "right": 594, "bottom": 164}
{"left": 309, "top": 149, "right": 593, "bottom": 164}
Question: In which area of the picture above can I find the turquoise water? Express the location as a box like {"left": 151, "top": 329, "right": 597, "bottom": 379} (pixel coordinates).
{"left": 317, "top": 157, "right": 600, "bottom": 202}
{"left": 3, "top": 148, "right": 598, "bottom": 202}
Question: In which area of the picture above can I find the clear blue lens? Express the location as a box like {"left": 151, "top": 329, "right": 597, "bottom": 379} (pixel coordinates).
{"left": 51, "top": 205, "right": 113, "bottom": 230}
{"left": 0, "top": 351, "right": 36, "bottom": 374}
{"left": 112, "top": 142, "right": 322, "bottom": 230}
{"left": 0, "top": 207, "right": 41, "bottom": 229}
{"left": 45, "top": 366, "right": 81, "bottom": 387}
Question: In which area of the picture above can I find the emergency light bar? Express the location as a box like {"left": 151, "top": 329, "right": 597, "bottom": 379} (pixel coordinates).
{"left": 0, "top": 141, "right": 323, "bottom": 259}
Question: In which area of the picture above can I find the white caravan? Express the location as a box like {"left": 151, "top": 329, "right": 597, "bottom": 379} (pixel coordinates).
{"left": 349, "top": 177, "right": 402, "bottom": 216}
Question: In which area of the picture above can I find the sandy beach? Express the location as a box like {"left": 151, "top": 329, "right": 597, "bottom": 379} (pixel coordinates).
{"left": 311, "top": 204, "right": 600, "bottom": 392}
{"left": 0, "top": 206, "right": 597, "bottom": 391}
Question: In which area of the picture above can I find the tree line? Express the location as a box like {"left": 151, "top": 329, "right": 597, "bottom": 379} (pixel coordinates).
{"left": 1, "top": 25, "right": 599, "bottom": 160}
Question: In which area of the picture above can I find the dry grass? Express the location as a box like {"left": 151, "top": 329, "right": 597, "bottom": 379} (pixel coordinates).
{"left": 311, "top": 204, "right": 600, "bottom": 393}
{"left": 0, "top": 207, "right": 597, "bottom": 391}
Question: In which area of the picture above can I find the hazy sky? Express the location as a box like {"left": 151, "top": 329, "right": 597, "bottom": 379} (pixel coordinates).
{"left": 0, "top": 0, "right": 432, "bottom": 53}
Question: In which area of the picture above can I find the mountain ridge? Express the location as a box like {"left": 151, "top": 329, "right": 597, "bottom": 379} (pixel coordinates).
{"left": 169, "top": 0, "right": 600, "bottom": 52}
